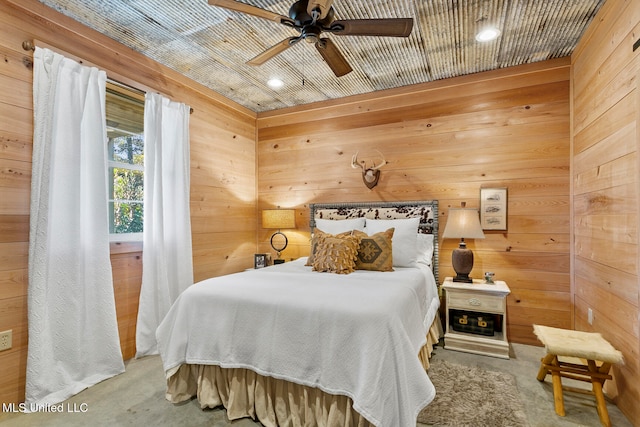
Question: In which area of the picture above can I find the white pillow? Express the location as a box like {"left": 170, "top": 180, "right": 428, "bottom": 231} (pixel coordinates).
{"left": 365, "top": 218, "right": 420, "bottom": 267}
{"left": 314, "top": 218, "right": 366, "bottom": 234}
{"left": 417, "top": 233, "right": 434, "bottom": 267}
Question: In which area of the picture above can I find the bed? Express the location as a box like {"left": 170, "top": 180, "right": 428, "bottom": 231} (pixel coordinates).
{"left": 156, "top": 200, "right": 442, "bottom": 427}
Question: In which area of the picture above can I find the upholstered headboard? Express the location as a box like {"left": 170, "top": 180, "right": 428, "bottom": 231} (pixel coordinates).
{"left": 309, "top": 200, "right": 439, "bottom": 282}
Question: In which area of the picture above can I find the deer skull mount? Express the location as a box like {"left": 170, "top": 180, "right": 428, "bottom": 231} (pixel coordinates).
{"left": 351, "top": 151, "right": 387, "bottom": 189}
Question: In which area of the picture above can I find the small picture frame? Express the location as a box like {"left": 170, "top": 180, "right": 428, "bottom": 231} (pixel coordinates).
{"left": 480, "top": 187, "right": 508, "bottom": 230}
{"left": 254, "top": 253, "right": 267, "bottom": 269}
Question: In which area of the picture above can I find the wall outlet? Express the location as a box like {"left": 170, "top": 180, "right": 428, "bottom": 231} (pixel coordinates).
{"left": 0, "top": 330, "right": 12, "bottom": 351}
{"left": 587, "top": 308, "right": 593, "bottom": 325}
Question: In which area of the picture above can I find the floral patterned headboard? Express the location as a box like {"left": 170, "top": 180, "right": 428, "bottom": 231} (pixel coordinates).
{"left": 309, "top": 200, "right": 439, "bottom": 281}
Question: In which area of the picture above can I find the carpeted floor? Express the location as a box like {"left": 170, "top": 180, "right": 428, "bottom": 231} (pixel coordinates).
{"left": 0, "top": 342, "right": 633, "bottom": 426}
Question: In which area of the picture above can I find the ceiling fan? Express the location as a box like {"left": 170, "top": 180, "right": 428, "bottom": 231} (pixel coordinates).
{"left": 208, "top": 0, "right": 413, "bottom": 77}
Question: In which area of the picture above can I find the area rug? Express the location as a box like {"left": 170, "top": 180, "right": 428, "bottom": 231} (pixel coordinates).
{"left": 417, "top": 360, "right": 529, "bottom": 427}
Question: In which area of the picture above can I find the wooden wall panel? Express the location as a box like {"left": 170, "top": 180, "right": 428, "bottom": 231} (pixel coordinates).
{"left": 0, "top": 0, "right": 257, "bottom": 405}
{"left": 572, "top": 0, "right": 640, "bottom": 423}
{"left": 110, "top": 247, "right": 143, "bottom": 361}
{"left": 1, "top": 1, "right": 636, "bottom": 424}
{"left": 257, "top": 59, "right": 572, "bottom": 346}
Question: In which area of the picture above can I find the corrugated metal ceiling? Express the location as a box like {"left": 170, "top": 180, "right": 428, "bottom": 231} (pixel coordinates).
{"left": 37, "top": 0, "right": 605, "bottom": 112}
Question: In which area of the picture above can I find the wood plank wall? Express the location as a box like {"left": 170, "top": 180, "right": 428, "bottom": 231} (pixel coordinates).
{"left": 0, "top": 0, "right": 257, "bottom": 404}
{"left": 571, "top": 0, "right": 640, "bottom": 423}
{"left": 3, "top": 0, "right": 636, "bottom": 423}
{"left": 257, "top": 59, "right": 572, "bottom": 346}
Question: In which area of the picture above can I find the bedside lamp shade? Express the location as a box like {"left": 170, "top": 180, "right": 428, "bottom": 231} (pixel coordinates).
{"left": 262, "top": 209, "right": 295, "bottom": 263}
{"left": 443, "top": 204, "right": 485, "bottom": 283}
{"left": 262, "top": 209, "right": 296, "bottom": 230}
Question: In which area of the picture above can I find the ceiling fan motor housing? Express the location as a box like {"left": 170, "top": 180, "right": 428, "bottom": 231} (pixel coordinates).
{"left": 302, "top": 27, "right": 321, "bottom": 43}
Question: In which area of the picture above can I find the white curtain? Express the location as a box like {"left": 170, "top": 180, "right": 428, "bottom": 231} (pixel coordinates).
{"left": 135, "top": 93, "right": 193, "bottom": 357}
{"left": 27, "top": 47, "right": 125, "bottom": 407}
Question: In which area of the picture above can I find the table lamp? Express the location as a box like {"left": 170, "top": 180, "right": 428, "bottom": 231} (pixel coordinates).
{"left": 262, "top": 208, "right": 296, "bottom": 264}
{"left": 442, "top": 202, "right": 485, "bottom": 283}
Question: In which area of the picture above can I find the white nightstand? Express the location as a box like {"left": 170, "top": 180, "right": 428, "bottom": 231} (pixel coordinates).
{"left": 441, "top": 277, "right": 511, "bottom": 359}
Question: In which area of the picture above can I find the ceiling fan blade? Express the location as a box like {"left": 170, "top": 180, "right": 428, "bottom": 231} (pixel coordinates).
{"left": 329, "top": 18, "right": 413, "bottom": 37}
{"left": 247, "top": 37, "right": 300, "bottom": 66}
{"left": 208, "top": 0, "right": 293, "bottom": 25}
{"left": 315, "top": 38, "right": 352, "bottom": 77}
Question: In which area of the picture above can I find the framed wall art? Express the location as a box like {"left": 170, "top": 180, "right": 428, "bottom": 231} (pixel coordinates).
{"left": 480, "top": 187, "right": 508, "bottom": 231}
{"left": 254, "top": 253, "right": 267, "bottom": 269}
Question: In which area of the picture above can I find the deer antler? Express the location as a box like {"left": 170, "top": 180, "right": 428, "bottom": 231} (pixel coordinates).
{"left": 369, "top": 149, "right": 387, "bottom": 170}
{"left": 352, "top": 150, "right": 387, "bottom": 170}
{"left": 351, "top": 151, "right": 365, "bottom": 171}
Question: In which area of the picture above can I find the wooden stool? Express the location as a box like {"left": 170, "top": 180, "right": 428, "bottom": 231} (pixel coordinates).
{"left": 533, "top": 325, "right": 623, "bottom": 427}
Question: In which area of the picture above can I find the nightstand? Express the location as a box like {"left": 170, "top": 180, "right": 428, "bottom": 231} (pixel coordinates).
{"left": 441, "top": 277, "right": 511, "bottom": 359}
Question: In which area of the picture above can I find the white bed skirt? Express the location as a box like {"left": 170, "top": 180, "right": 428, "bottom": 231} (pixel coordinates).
{"left": 165, "top": 318, "right": 442, "bottom": 427}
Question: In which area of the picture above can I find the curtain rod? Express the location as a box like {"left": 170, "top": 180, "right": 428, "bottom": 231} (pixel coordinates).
{"left": 22, "top": 39, "right": 194, "bottom": 114}
{"left": 107, "top": 78, "right": 146, "bottom": 97}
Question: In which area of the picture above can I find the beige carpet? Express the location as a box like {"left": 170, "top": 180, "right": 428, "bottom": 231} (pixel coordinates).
{"left": 418, "top": 359, "right": 529, "bottom": 427}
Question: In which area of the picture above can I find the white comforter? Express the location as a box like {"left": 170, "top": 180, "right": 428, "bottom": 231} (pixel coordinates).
{"left": 156, "top": 258, "right": 439, "bottom": 427}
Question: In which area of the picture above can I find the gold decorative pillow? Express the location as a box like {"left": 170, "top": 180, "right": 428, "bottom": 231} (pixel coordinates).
{"left": 353, "top": 228, "right": 394, "bottom": 271}
{"left": 312, "top": 234, "right": 361, "bottom": 274}
{"left": 306, "top": 228, "right": 351, "bottom": 266}
{"left": 306, "top": 228, "right": 325, "bottom": 266}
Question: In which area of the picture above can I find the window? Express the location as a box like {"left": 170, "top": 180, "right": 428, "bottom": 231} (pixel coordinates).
{"left": 106, "top": 81, "right": 145, "bottom": 241}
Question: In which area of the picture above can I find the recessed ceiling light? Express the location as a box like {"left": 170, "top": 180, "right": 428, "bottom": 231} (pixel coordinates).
{"left": 267, "top": 78, "right": 284, "bottom": 89}
{"left": 475, "top": 27, "right": 501, "bottom": 42}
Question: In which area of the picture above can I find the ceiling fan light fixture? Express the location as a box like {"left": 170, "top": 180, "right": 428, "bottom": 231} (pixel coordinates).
{"left": 475, "top": 27, "right": 501, "bottom": 42}
{"left": 267, "top": 78, "right": 284, "bottom": 89}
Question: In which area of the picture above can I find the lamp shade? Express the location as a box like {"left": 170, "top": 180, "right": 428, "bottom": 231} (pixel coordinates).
{"left": 442, "top": 208, "right": 485, "bottom": 239}
{"left": 262, "top": 209, "right": 296, "bottom": 229}
{"left": 443, "top": 206, "right": 484, "bottom": 283}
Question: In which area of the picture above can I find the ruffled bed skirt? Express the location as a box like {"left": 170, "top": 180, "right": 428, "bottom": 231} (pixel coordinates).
{"left": 166, "top": 318, "right": 442, "bottom": 427}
